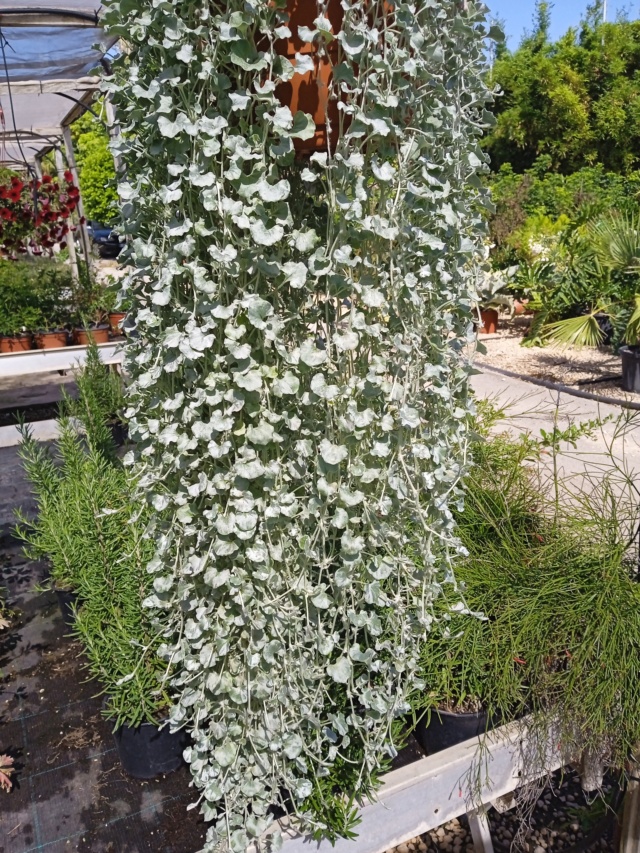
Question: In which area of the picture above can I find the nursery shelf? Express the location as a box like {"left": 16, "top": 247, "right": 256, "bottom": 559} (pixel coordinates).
{"left": 0, "top": 341, "right": 124, "bottom": 378}
{"left": 254, "top": 720, "right": 565, "bottom": 853}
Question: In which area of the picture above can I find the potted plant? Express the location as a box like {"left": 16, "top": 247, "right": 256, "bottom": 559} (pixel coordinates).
{"left": 102, "top": 282, "right": 128, "bottom": 338}
{"left": 71, "top": 282, "right": 111, "bottom": 345}
{"left": 410, "top": 432, "right": 533, "bottom": 753}
{"left": 475, "top": 266, "right": 517, "bottom": 335}
{"left": 32, "top": 264, "right": 73, "bottom": 349}
{"left": 63, "top": 341, "right": 128, "bottom": 448}
{"left": 413, "top": 410, "right": 640, "bottom": 787}
{"left": 0, "top": 172, "right": 77, "bottom": 259}
{"left": 0, "top": 307, "right": 35, "bottom": 352}
{"left": 103, "top": 0, "right": 496, "bottom": 843}
{"left": 17, "top": 351, "right": 186, "bottom": 777}
{"left": 541, "top": 211, "right": 640, "bottom": 390}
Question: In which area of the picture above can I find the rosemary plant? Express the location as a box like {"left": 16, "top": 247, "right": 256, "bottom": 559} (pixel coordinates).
{"left": 17, "top": 356, "right": 166, "bottom": 728}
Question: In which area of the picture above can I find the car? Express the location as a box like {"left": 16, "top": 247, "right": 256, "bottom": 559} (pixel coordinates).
{"left": 87, "top": 221, "right": 123, "bottom": 259}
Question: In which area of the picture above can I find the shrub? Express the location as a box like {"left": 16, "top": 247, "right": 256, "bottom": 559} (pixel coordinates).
{"left": 414, "top": 413, "right": 640, "bottom": 775}
{"left": 0, "top": 260, "right": 73, "bottom": 335}
{"left": 16, "top": 352, "right": 164, "bottom": 727}
{"left": 72, "top": 105, "right": 118, "bottom": 226}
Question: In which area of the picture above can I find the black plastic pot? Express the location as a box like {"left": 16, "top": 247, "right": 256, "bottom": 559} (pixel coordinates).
{"left": 109, "top": 421, "right": 129, "bottom": 446}
{"left": 55, "top": 589, "right": 79, "bottom": 629}
{"left": 113, "top": 721, "right": 189, "bottom": 779}
{"left": 620, "top": 346, "right": 640, "bottom": 393}
{"left": 413, "top": 708, "right": 491, "bottom": 755}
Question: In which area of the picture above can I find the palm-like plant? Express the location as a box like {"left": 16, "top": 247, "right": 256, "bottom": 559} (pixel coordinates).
{"left": 542, "top": 210, "right": 640, "bottom": 348}
{"left": 589, "top": 212, "right": 640, "bottom": 273}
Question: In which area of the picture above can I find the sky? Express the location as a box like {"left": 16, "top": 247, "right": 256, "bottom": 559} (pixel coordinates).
{"left": 487, "top": 0, "right": 637, "bottom": 46}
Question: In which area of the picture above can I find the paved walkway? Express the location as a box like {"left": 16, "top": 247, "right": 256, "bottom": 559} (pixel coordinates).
{"left": 471, "top": 369, "right": 640, "bottom": 486}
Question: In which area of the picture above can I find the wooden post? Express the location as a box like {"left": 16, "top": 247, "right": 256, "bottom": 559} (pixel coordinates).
{"left": 54, "top": 147, "right": 79, "bottom": 283}
{"left": 61, "top": 124, "right": 92, "bottom": 266}
{"left": 620, "top": 770, "right": 640, "bottom": 853}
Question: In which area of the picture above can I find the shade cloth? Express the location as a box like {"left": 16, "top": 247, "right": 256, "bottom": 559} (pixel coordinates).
{"left": 0, "top": 3, "right": 114, "bottom": 165}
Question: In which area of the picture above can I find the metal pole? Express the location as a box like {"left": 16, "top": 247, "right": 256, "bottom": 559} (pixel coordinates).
{"left": 54, "top": 147, "right": 79, "bottom": 283}
{"left": 60, "top": 124, "right": 92, "bottom": 269}
{"left": 620, "top": 768, "right": 640, "bottom": 853}
{"left": 105, "top": 95, "right": 124, "bottom": 179}
{"left": 603, "top": 0, "right": 607, "bottom": 23}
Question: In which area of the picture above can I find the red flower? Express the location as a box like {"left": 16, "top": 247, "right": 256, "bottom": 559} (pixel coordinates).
{"left": 8, "top": 189, "right": 21, "bottom": 203}
{"left": 42, "top": 174, "right": 52, "bottom": 184}
{"left": 64, "top": 170, "right": 74, "bottom": 183}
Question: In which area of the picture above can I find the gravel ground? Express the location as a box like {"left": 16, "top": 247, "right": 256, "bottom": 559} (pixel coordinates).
{"left": 386, "top": 768, "right": 618, "bottom": 853}
{"left": 473, "top": 319, "right": 640, "bottom": 403}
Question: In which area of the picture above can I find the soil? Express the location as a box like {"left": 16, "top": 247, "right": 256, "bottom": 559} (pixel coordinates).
{"left": 0, "top": 403, "right": 62, "bottom": 428}
{"left": 474, "top": 318, "right": 640, "bottom": 402}
{"left": 0, "top": 538, "right": 207, "bottom": 853}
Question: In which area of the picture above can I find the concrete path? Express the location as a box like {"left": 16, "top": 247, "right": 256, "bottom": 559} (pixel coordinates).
{"left": 471, "top": 368, "right": 640, "bottom": 494}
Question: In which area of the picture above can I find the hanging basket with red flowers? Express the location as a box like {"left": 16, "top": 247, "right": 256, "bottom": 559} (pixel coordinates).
{"left": 0, "top": 172, "right": 80, "bottom": 259}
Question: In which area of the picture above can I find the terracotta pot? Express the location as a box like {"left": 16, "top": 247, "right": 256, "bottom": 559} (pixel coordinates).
{"left": 72, "top": 325, "right": 110, "bottom": 346}
{"left": 0, "top": 333, "right": 32, "bottom": 353}
{"left": 108, "top": 312, "right": 127, "bottom": 337}
{"left": 34, "top": 330, "right": 68, "bottom": 350}
{"left": 479, "top": 309, "right": 499, "bottom": 335}
{"left": 513, "top": 299, "right": 529, "bottom": 317}
{"left": 274, "top": 0, "right": 344, "bottom": 155}
{"left": 269, "top": 1, "right": 394, "bottom": 155}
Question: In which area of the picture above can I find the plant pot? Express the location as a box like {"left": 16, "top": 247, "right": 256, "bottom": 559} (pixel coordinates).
{"left": 55, "top": 588, "right": 79, "bottom": 629}
{"left": 0, "top": 333, "right": 32, "bottom": 353}
{"left": 113, "top": 721, "right": 189, "bottom": 779}
{"left": 273, "top": 0, "right": 344, "bottom": 155}
{"left": 413, "top": 708, "right": 491, "bottom": 754}
{"left": 513, "top": 299, "right": 529, "bottom": 317}
{"left": 108, "top": 312, "right": 126, "bottom": 337}
{"left": 620, "top": 346, "right": 640, "bottom": 393}
{"left": 72, "top": 325, "right": 110, "bottom": 346}
{"left": 33, "top": 330, "right": 68, "bottom": 350}
{"left": 479, "top": 309, "right": 499, "bottom": 335}
{"left": 109, "top": 421, "right": 129, "bottom": 446}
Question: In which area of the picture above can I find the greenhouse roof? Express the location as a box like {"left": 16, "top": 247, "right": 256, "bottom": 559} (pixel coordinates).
{"left": 0, "top": 3, "right": 115, "bottom": 167}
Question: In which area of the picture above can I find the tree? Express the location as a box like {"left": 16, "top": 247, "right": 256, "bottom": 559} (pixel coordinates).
{"left": 71, "top": 105, "right": 118, "bottom": 225}
{"left": 486, "top": 16, "right": 640, "bottom": 174}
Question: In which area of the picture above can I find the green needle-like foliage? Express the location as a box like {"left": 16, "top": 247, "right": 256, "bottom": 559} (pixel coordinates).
{"left": 61, "top": 340, "right": 125, "bottom": 457}
{"left": 16, "top": 356, "right": 168, "bottom": 728}
{"left": 415, "top": 422, "right": 640, "bottom": 772}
